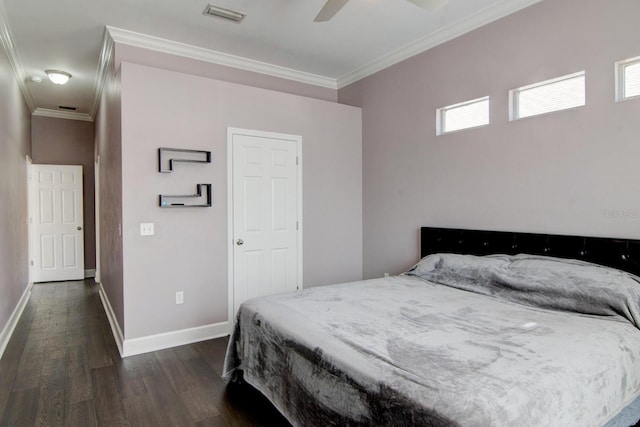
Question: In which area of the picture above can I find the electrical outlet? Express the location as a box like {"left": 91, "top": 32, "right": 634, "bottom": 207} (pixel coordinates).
{"left": 175, "top": 291, "right": 184, "bottom": 305}
{"left": 140, "top": 223, "right": 155, "bottom": 236}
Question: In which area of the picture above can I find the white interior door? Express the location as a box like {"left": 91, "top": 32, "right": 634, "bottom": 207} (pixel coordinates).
{"left": 229, "top": 128, "right": 302, "bottom": 318}
{"left": 30, "top": 165, "right": 85, "bottom": 282}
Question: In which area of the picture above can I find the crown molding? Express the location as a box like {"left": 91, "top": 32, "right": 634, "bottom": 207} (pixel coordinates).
{"left": 4, "top": 0, "right": 543, "bottom": 120}
{"left": 89, "top": 28, "right": 115, "bottom": 119}
{"left": 0, "top": 1, "right": 36, "bottom": 112}
{"left": 105, "top": 26, "right": 338, "bottom": 90}
{"left": 337, "top": 0, "right": 543, "bottom": 88}
{"left": 33, "top": 108, "right": 93, "bottom": 122}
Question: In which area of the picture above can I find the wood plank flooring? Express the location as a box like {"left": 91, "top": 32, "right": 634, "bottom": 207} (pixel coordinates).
{"left": 0, "top": 280, "right": 290, "bottom": 426}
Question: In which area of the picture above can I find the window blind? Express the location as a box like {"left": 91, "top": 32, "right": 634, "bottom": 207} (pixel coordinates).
{"left": 514, "top": 72, "right": 585, "bottom": 120}
{"left": 439, "top": 97, "right": 489, "bottom": 134}
{"left": 624, "top": 61, "right": 640, "bottom": 99}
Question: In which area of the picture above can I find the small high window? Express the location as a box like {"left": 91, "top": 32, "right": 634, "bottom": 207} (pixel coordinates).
{"left": 510, "top": 71, "right": 585, "bottom": 120}
{"left": 616, "top": 56, "right": 640, "bottom": 101}
{"left": 436, "top": 96, "right": 489, "bottom": 135}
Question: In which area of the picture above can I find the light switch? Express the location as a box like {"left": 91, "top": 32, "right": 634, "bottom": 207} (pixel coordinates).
{"left": 140, "top": 223, "right": 155, "bottom": 236}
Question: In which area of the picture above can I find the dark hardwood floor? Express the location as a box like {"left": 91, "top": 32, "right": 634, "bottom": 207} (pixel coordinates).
{"left": 0, "top": 280, "right": 290, "bottom": 426}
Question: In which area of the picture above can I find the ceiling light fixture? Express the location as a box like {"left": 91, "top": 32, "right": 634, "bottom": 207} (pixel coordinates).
{"left": 202, "top": 4, "right": 245, "bottom": 23}
{"left": 45, "top": 70, "right": 72, "bottom": 85}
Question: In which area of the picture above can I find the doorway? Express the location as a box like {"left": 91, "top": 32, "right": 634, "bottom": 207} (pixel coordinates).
{"left": 227, "top": 128, "right": 302, "bottom": 323}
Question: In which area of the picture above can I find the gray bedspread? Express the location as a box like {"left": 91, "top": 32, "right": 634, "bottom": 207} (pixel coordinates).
{"left": 223, "top": 254, "right": 640, "bottom": 426}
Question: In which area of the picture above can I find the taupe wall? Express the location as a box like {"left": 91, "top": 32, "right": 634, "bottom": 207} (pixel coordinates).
{"left": 118, "top": 59, "right": 362, "bottom": 339}
{"left": 114, "top": 44, "right": 338, "bottom": 103}
{"left": 0, "top": 41, "right": 31, "bottom": 335}
{"left": 339, "top": 0, "right": 640, "bottom": 278}
{"left": 31, "top": 116, "right": 96, "bottom": 270}
{"left": 95, "top": 48, "right": 125, "bottom": 332}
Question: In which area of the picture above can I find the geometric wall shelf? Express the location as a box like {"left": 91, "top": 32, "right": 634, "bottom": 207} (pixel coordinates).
{"left": 159, "top": 184, "right": 212, "bottom": 208}
{"left": 158, "top": 147, "right": 211, "bottom": 173}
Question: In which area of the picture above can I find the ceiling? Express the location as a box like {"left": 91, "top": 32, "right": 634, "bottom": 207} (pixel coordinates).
{"left": 0, "top": 0, "right": 541, "bottom": 121}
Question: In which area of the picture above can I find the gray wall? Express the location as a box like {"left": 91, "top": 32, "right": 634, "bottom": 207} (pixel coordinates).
{"left": 31, "top": 116, "right": 96, "bottom": 270}
{"left": 95, "top": 47, "right": 125, "bottom": 332}
{"left": 118, "top": 59, "right": 362, "bottom": 339}
{"left": 0, "top": 39, "right": 31, "bottom": 336}
{"left": 339, "top": 0, "right": 640, "bottom": 278}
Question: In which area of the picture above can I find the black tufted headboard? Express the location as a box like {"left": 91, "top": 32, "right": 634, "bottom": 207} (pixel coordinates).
{"left": 420, "top": 227, "right": 640, "bottom": 277}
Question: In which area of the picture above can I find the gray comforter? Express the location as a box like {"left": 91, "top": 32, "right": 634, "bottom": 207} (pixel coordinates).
{"left": 223, "top": 254, "right": 640, "bottom": 426}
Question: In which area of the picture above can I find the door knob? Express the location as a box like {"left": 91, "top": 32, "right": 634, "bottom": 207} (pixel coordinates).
{"left": 77, "top": 226, "right": 82, "bottom": 231}
{"left": 236, "top": 239, "right": 244, "bottom": 246}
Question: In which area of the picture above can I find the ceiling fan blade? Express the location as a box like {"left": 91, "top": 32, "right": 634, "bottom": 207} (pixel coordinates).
{"left": 406, "top": 0, "right": 448, "bottom": 11}
{"left": 314, "top": 0, "right": 350, "bottom": 22}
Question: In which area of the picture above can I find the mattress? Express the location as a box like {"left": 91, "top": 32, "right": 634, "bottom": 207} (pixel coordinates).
{"left": 223, "top": 254, "right": 640, "bottom": 426}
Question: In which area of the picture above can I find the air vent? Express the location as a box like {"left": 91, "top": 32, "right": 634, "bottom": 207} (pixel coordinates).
{"left": 58, "top": 105, "right": 77, "bottom": 111}
{"left": 202, "top": 4, "right": 246, "bottom": 23}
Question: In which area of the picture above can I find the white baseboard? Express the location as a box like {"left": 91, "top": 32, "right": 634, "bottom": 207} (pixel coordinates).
{"left": 0, "top": 282, "right": 32, "bottom": 359}
{"left": 97, "top": 282, "right": 124, "bottom": 356}
{"left": 122, "top": 321, "right": 229, "bottom": 357}
{"left": 84, "top": 269, "right": 96, "bottom": 278}
{"left": 97, "top": 281, "right": 228, "bottom": 358}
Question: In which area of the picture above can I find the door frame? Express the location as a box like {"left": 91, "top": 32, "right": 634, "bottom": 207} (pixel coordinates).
{"left": 95, "top": 154, "right": 101, "bottom": 283}
{"left": 226, "top": 127, "right": 303, "bottom": 329}
{"left": 26, "top": 156, "right": 33, "bottom": 284}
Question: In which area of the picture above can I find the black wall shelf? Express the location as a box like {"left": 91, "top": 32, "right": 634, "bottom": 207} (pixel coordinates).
{"left": 158, "top": 147, "right": 211, "bottom": 173}
{"left": 159, "top": 184, "right": 212, "bottom": 208}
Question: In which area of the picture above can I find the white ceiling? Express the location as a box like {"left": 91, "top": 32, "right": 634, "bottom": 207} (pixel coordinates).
{"left": 0, "top": 0, "right": 541, "bottom": 121}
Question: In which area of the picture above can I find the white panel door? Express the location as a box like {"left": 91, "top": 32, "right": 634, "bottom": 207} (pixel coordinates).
{"left": 230, "top": 129, "right": 301, "bottom": 316}
{"left": 31, "top": 165, "right": 85, "bottom": 282}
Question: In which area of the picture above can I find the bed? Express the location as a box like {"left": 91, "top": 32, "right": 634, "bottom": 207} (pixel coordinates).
{"left": 223, "top": 227, "right": 640, "bottom": 426}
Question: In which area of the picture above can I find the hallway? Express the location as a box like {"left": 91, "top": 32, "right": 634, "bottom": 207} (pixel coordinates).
{"left": 0, "top": 281, "right": 288, "bottom": 426}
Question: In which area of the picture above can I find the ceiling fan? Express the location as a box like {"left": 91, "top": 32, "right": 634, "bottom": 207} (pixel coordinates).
{"left": 314, "top": 0, "right": 448, "bottom": 22}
